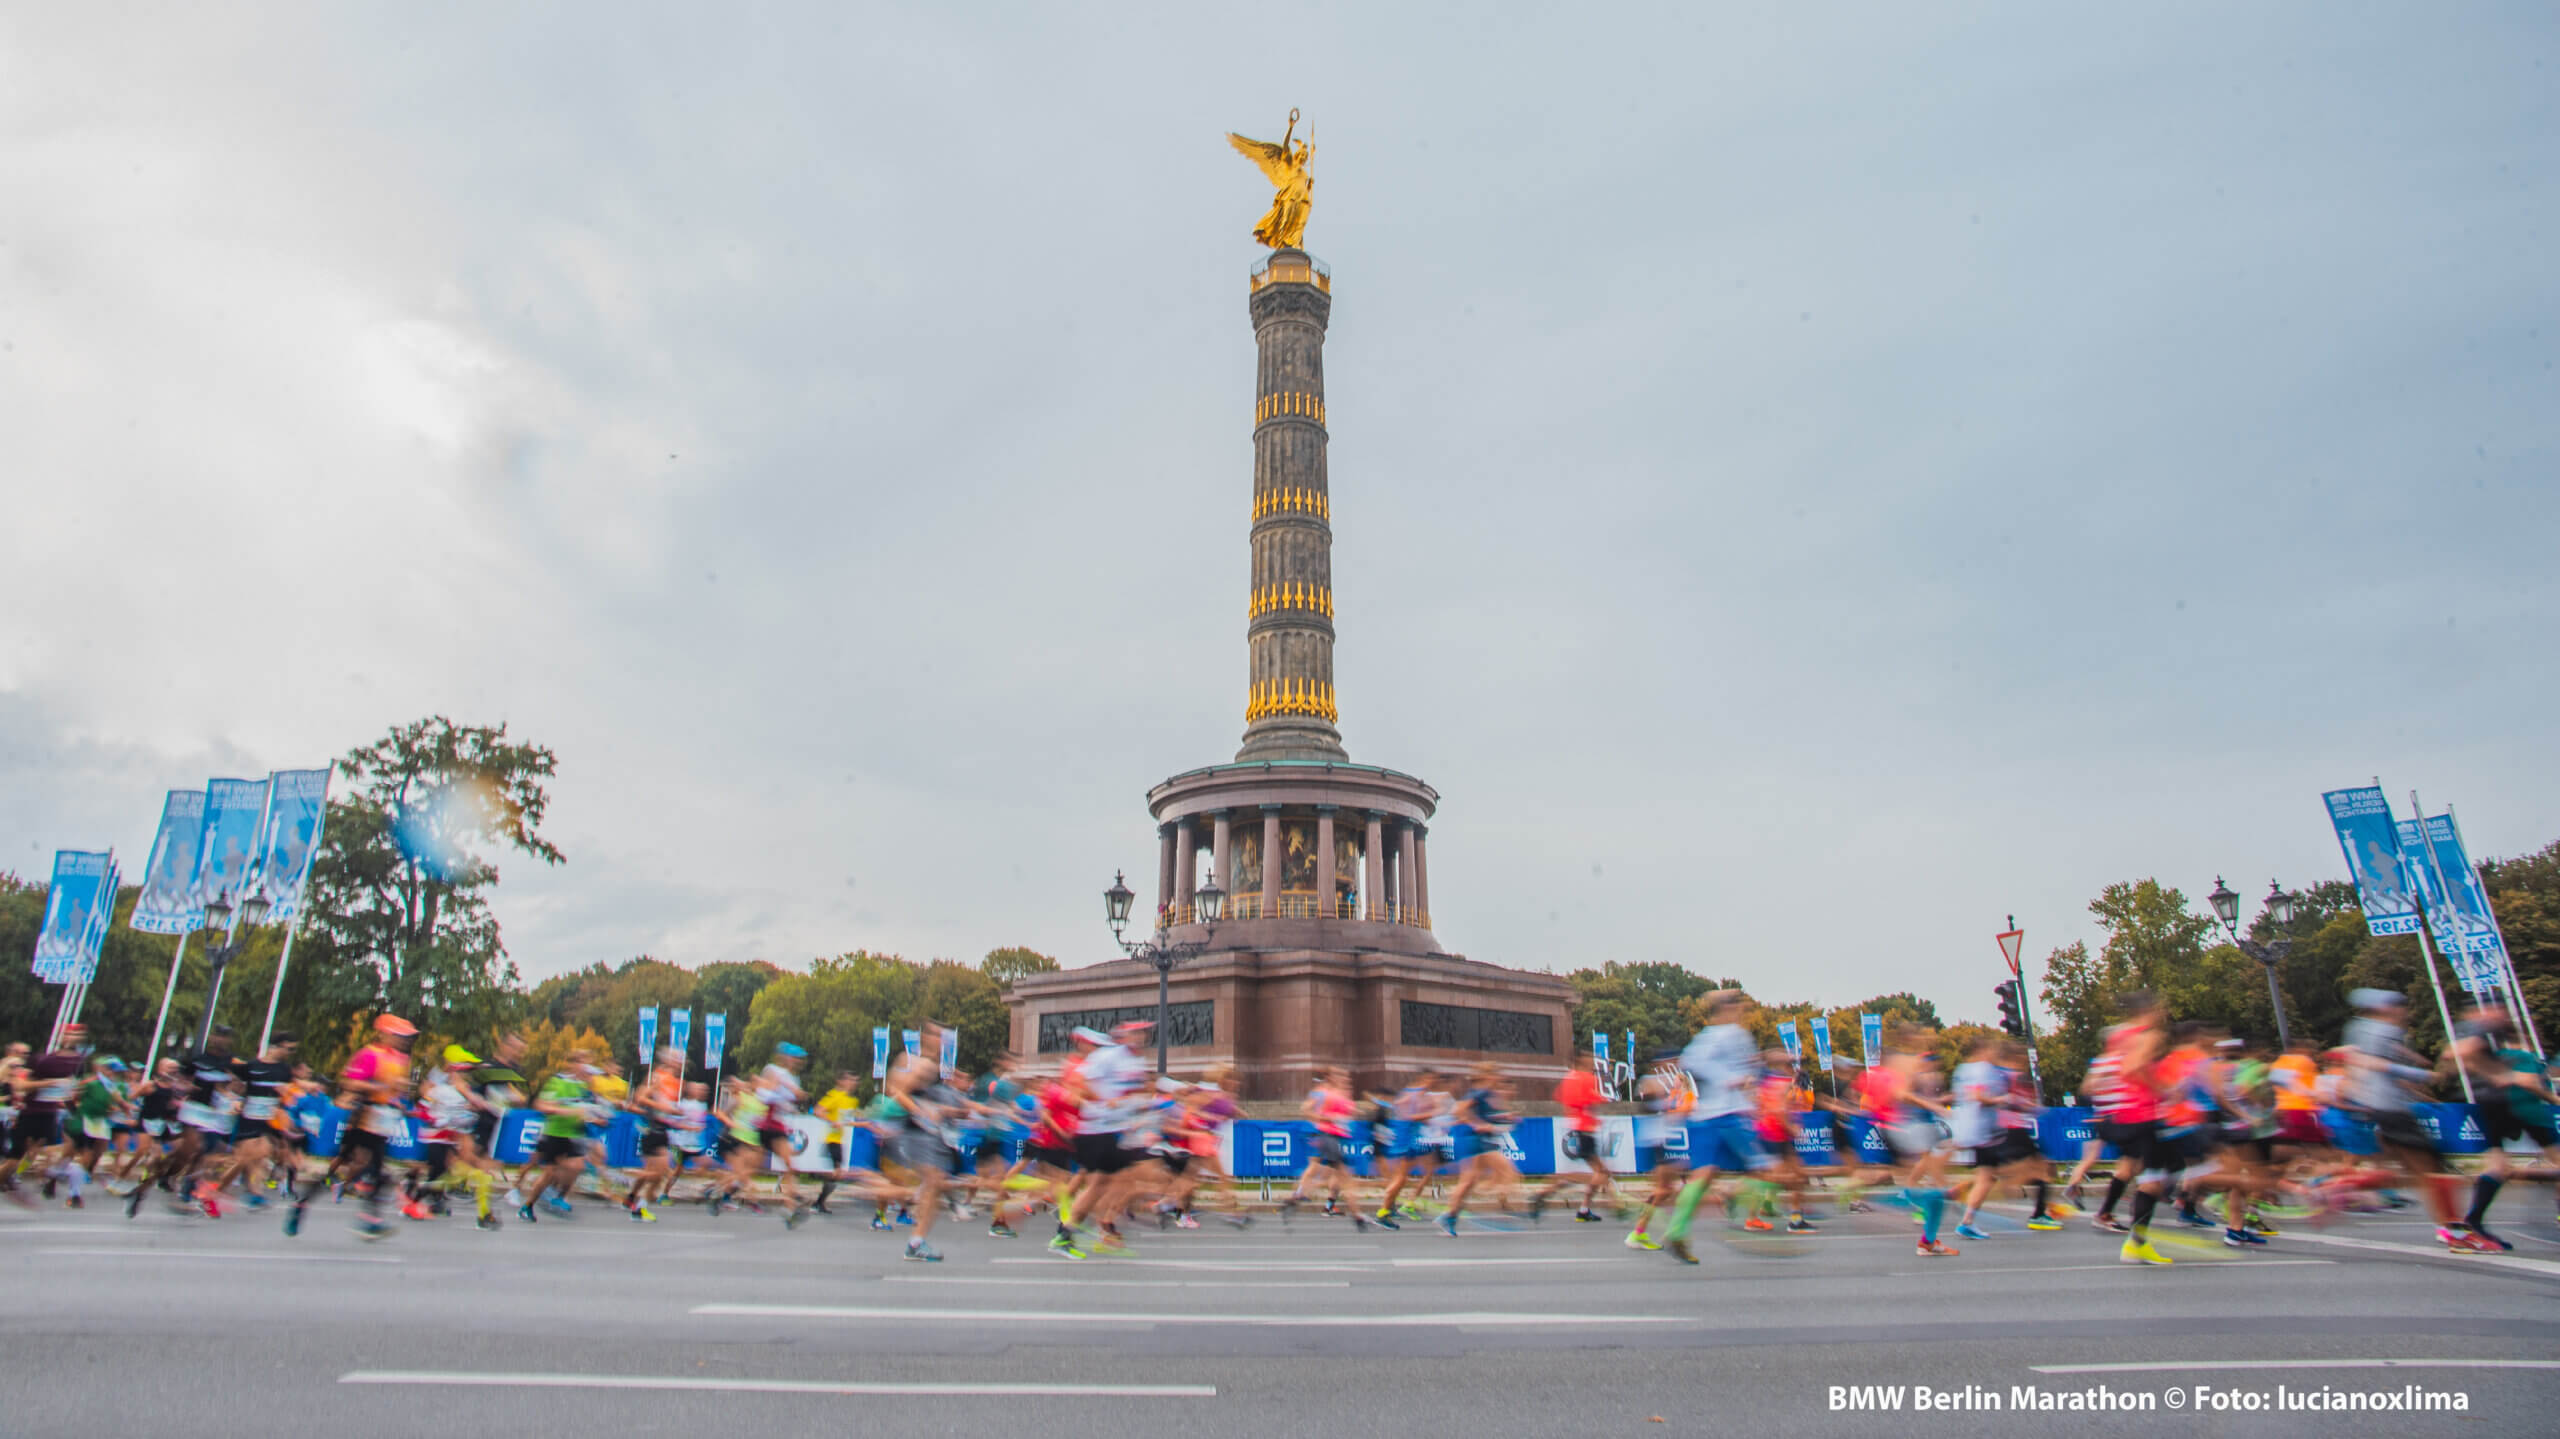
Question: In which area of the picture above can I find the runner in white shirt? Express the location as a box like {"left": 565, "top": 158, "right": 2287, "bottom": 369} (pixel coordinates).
{"left": 1069, "top": 1021, "right": 1152, "bottom": 1254}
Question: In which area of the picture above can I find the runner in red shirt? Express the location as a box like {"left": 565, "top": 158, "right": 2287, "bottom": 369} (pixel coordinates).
{"left": 1530, "top": 1053, "right": 1618, "bottom": 1222}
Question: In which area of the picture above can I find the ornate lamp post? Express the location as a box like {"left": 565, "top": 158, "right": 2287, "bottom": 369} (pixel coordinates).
{"left": 1105, "top": 868, "right": 1223, "bottom": 1076}
{"left": 192, "top": 890, "right": 271, "bottom": 1052}
{"left": 2208, "top": 877, "right": 2298, "bottom": 1049}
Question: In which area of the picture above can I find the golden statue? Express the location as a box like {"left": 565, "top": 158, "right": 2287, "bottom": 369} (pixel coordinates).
{"left": 1227, "top": 109, "right": 1314, "bottom": 250}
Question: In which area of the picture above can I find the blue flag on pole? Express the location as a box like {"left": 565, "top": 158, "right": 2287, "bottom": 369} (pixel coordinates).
{"left": 2324, "top": 787, "right": 2422, "bottom": 936}
{"left": 131, "top": 790, "right": 207, "bottom": 935}
{"left": 246, "top": 768, "right": 331, "bottom": 923}
{"left": 637, "top": 1007, "right": 659, "bottom": 1069}
{"left": 2409, "top": 816, "right": 2499, "bottom": 993}
{"left": 1810, "top": 1014, "right": 1834, "bottom": 1073}
{"left": 939, "top": 1026, "right": 959, "bottom": 1074}
{"left": 74, "top": 854, "right": 119, "bottom": 983}
{"left": 1776, "top": 1021, "right": 1801, "bottom": 1063}
{"left": 670, "top": 1009, "right": 692, "bottom": 1066}
{"left": 1860, "top": 1013, "right": 1883, "bottom": 1067}
{"left": 193, "top": 778, "right": 273, "bottom": 916}
{"left": 703, "top": 1012, "right": 726, "bottom": 1074}
{"left": 32, "top": 851, "right": 113, "bottom": 981}
{"left": 872, "top": 1026, "right": 891, "bottom": 1079}
{"left": 902, "top": 1029, "right": 921, "bottom": 1057}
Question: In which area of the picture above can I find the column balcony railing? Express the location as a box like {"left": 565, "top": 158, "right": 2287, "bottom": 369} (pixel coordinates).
{"left": 1161, "top": 892, "right": 1378, "bottom": 926}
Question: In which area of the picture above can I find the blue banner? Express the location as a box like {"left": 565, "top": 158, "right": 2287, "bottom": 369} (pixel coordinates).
{"left": 2325, "top": 787, "right": 2422, "bottom": 936}
{"left": 1860, "top": 1013, "right": 1883, "bottom": 1068}
{"left": 704, "top": 1012, "right": 726, "bottom": 1072}
{"left": 637, "top": 1006, "right": 659, "bottom": 1069}
{"left": 1809, "top": 1014, "right": 1834, "bottom": 1073}
{"left": 670, "top": 1009, "right": 691, "bottom": 1067}
{"left": 130, "top": 789, "right": 207, "bottom": 935}
{"left": 1593, "top": 1030, "right": 1610, "bottom": 1067}
{"left": 1776, "top": 1021, "right": 1801, "bottom": 1063}
{"left": 872, "top": 1026, "right": 891, "bottom": 1079}
{"left": 939, "top": 1026, "right": 959, "bottom": 1074}
{"left": 246, "top": 767, "right": 330, "bottom": 923}
{"left": 2421, "top": 814, "right": 2505, "bottom": 993}
{"left": 32, "top": 851, "right": 113, "bottom": 982}
{"left": 192, "top": 777, "right": 272, "bottom": 916}
{"left": 902, "top": 1028, "right": 921, "bottom": 1057}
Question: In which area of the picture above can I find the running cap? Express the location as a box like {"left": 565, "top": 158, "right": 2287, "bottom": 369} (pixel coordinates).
{"left": 777, "top": 1042, "right": 807, "bottom": 1058}
{"left": 373, "top": 1014, "right": 418, "bottom": 1037}
{"left": 2347, "top": 988, "right": 2404, "bottom": 1011}
{"left": 443, "top": 1045, "right": 481, "bottom": 1065}
{"left": 1070, "top": 1026, "right": 1110, "bottom": 1046}
{"left": 100, "top": 1056, "right": 127, "bottom": 1070}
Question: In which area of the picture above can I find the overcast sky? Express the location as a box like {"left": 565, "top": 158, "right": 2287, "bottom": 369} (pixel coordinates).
{"left": 5, "top": 6, "right": 2553, "bottom": 1022}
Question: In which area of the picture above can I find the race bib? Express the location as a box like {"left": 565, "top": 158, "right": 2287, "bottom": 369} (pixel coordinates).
{"left": 241, "top": 1096, "right": 278, "bottom": 1120}
{"left": 362, "top": 1103, "right": 403, "bottom": 1136}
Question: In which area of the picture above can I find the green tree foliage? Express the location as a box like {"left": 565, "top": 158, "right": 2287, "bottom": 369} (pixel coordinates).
{"left": 299, "top": 718, "right": 561, "bottom": 1046}
{"left": 2481, "top": 839, "right": 2560, "bottom": 1029}
{"left": 735, "top": 952, "right": 1008, "bottom": 1095}
{"left": 981, "top": 946, "right": 1062, "bottom": 987}
{"left": 1566, "top": 961, "right": 1722, "bottom": 1058}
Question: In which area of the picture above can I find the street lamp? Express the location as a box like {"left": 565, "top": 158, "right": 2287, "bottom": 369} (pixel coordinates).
{"left": 2208, "top": 876, "right": 2298, "bottom": 1048}
{"left": 1102, "top": 869, "right": 1222, "bottom": 1077}
{"left": 192, "top": 890, "right": 271, "bottom": 1052}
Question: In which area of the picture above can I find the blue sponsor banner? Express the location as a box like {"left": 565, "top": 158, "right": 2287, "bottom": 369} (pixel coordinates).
{"left": 1835, "top": 1114, "right": 1894, "bottom": 1165}
{"left": 1791, "top": 1110, "right": 1837, "bottom": 1165}
{"left": 32, "top": 851, "right": 113, "bottom": 982}
{"left": 872, "top": 1026, "right": 891, "bottom": 1078}
{"left": 902, "top": 1028, "right": 921, "bottom": 1057}
{"left": 131, "top": 789, "right": 207, "bottom": 935}
{"left": 246, "top": 768, "right": 330, "bottom": 923}
{"left": 637, "top": 1007, "right": 659, "bottom": 1069}
{"left": 704, "top": 1012, "right": 726, "bottom": 1072}
{"left": 2324, "top": 787, "right": 2421, "bottom": 936}
{"left": 1860, "top": 1013, "right": 1883, "bottom": 1067}
{"left": 670, "top": 1009, "right": 692, "bottom": 1066}
{"left": 1231, "top": 1119, "right": 1552, "bottom": 1178}
{"left": 2036, "top": 1107, "right": 2106, "bottom": 1161}
{"left": 2422, "top": 815, "right": 2506, "bottom": 993}
{"left": 71, "top": 854, "right": 118, "bottom": 983}
{"left": 1809, "top": 1016, "right": 1834, "bottom": 1073}
{"left": 1776, "top": 1021, "right": 1801, "bottom": 1064}
{"left": 193, "top": 777, "right": 272, "bottom": 914}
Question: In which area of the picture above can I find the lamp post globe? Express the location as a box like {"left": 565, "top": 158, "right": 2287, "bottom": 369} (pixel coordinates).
{"left": 1103, "top": 871, "right": 1135, "bottom": 939}
{"left": 1195, "top": 875, "right": 1227, "bottom": 926}
{"left": 2265, "top": 881, "right": 2295, "bottom": 928}
{"left": 2207, "top": 877, "right": 2239, "bottom": 929}
{"left": 240, "top": 894, "right": 271, "bottom": 930}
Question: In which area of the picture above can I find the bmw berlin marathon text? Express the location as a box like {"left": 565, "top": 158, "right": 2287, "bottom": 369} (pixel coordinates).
{"left": 1830, "top": 1383, "right": 2474, "bottom": 1414}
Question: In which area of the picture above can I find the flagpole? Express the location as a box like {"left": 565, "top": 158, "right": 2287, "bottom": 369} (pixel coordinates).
{"left": 258, "top": 923, "right": 300, "bottom": 1054}
{"left": 46, "top": 983, "right": 75, "bottom": 1049}
{"left": 2407, "top": 790, "right": 2474, "bottom": 1104}
{"left": 2446, "top": 806, "right": 2544, "bottom": 1060}
{"left": 145, "top": 932, "right": 191, "bottom": 1071}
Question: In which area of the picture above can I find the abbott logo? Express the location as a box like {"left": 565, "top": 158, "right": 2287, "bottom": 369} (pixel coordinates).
{"left": 1261, "top": 1133, "right": 1292, "bottom": 1161}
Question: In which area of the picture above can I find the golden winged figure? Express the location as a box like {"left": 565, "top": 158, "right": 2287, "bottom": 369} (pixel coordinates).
{"left": 1227, "top": 108, "right": 1314, "bottom": 250}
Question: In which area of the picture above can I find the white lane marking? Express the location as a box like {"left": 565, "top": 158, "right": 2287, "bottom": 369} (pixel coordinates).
{"left": 340, "top": 1371, "right": 1214, "bottom": 1397}
{"left": 880, "top": 1276, "right": 1351, "bottom": 1289}
{"left": 1886, "top": 1260, "right": 2335, "bottom": 1277}
{"left": 1388, "top": 1256, "right": 1638, "bottom": 1268}
{"left": 39, "top": 1247, "right": 401, "bottom": 1264}
{"left": 2280, "top": 1230, "right": 2560, "bottom": 1277}
{"left": 693, "top": 1303, "right": 1689, "bottom": 1327}
{"left": 0, "top": 1226, "right": 154, "bottom": 1237}
{"left": 989, "top": 1258, "right": 1375, "bottom": 1272}
{"left": 1129, "top": 1243, "right": 1383, "bottom": 1252}
{"left": 2034, "top": 1359, "right": 2560, "bottom": 1375}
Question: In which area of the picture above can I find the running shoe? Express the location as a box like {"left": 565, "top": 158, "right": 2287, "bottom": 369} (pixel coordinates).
{"left": 630, "top": 1205, "right": 658, "bottom": 1223}
{"left": 1436, "top": 1212, "right": 1458, "bottom": 1238}
{"left": 784, "top": 1203, "right": 811, "bottom": 1230}
{"left": 476, "top": 1215, "right": 503, "bottom": 1231}
{"left": 242, "top": 1192, "right": 267, "bottom": 1211}
{"left": 1625, "top": 1231, "right": 1660, "bottom": 1250}
{"left": 1953, "top": 1223, "right": 1989, "bottom": 1241}
{"left": 1048, "top": 1231, "right": 1085, "bottom": 1258}
{"left": 1352, "top": 1211, "right": 1370, "bottom": 1232}
{"left": 1742, "top": 1215, "right": 1773, "bottom": 1232}
{"left": 1371, "top": 1211, "right": 1401, "bottom": 1230}
{"left": 401, "top": 1200, "right": 431, "bottom": 1222}
{"left": 1175, "top": 1214, "right": 1200, "bottom": 1229}
{"left": 353, "top": 1217, "right": 390, "bottom": 1242}
{"left": 516, "top": 1204, "right": 538, "bottom": 1224}
{"left": 1665, "top": 1238, "right": 1697, "bottom": 1265}
{"left": 870, "top": 1212, "right": 893, "bottom": 1231}
{"left": 1915, "top": 1240, "right": 1960, "bottom": 1258}
{"left": 903, "top": 1239, "right": 943, "bottom": 1263}
{"left": 1785, "top": 1217, "right": 1819, "bottom": 1234}
{"left": 2176, "top": 1208, "right": 2215, "bottom": 1229}
{"left": 282, "top": 1204, "right": 303, "bottom": 1238}
{"left": 1575, "top": 1209, "right": 1602, "bottom": 1223}
{"left": 988, "top": 1221, "right": 1016, "bottom": 1238}
{"left": 504, "top": 1187, "right": 524, "bottom": 1210}
{"left": 2244, "top": 1215, "right": 2280, "bottom": 1236}
{"left": 544, "top": 1195, "right": 576, "bottom": 1218}
{"left": 1089, "top": 1231, "right": 1130, "bottom": 1257}
{"left": 2024, "top": 1216, "right": 2062, "bottom": 1231}
{"left": 2046, "top": 1200, "right": 2080, "bottom": 1219}
{"left": 2118, "top": 1238, "right": 2171, "bottom": 1266}
{"left": 2090, "top": 1214, "right": 2129, "bottom": 1234}
{"left": 2450, "top": 1232, "right": 2504, "bottom": 1254}
{"left": 2469, "top": 1228, "right": 2513, "bottom": 1252}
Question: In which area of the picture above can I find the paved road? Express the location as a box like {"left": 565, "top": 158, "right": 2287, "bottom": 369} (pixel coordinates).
{"left": 6, "top": 1194, "right": 2558, "bottom": 1437}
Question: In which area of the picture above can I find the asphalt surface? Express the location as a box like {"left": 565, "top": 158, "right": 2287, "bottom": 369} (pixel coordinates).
{"left": 6, "top": 1187, "right": 2559, "bottom": 1438}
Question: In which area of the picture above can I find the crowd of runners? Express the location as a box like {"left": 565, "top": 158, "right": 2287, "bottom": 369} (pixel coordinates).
{"left": 2, "top": 987, "right": 2552, "bottom": 1268}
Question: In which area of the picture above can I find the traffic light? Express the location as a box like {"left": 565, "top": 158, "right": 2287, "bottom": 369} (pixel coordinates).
{"left": 1994, "top": 979, "right": 2026, "bottom": 1038}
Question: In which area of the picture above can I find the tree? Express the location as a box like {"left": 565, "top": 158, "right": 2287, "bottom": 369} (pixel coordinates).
{"left": 1567, "top": 961, "right": 1724, "bottom": 1058}
{"left": 981, "top": 946, "right": 1062, "bottom": 987}
{"left": 300, "top": 717, "right": 561, "bottom": 1043}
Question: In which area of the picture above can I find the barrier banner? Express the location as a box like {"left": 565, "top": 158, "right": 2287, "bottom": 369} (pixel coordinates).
{"left": 1552, "top": 1115, "right": 1642, "bottom": 1174}
{"left": 32, "top": 851, "right": 113, "bottom": 982}
{"left": 872, "top": 1026, "right": 890, "bottom": 1079}
{"left": 637, "top": 1007, "right": 659, "bottom": 1069}
{"left": 192, "top": 777, "right": 272, "bottom": 915}
{"left": 1835, "top": 1114, "right": 1894, "bottom": 1165}
{"left": 131, "top": 790, "right": 208, "bottom": 934}
{"left": 2036, "top": 1107, "right": 2106, "bottom": 1161}
{"left": 669, "top": 1009, "right": 691, "bottom": 1067}
{"left": 246, "top": 767, "right": 330, "bottom": 922}
{"left": 2324, "top": 787, "right": 2422, "bottom": 935}
{"left": 1860, "top": 1013, "right": 1883, "bottom": 1067}
{"left": 1790, "top": 1110, "right": 1837, "bottom": 1165}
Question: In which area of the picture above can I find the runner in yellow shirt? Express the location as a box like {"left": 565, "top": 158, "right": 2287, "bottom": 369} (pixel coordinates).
{"left": 812, "top": 1071, "right": 862, "bottom": 1213}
